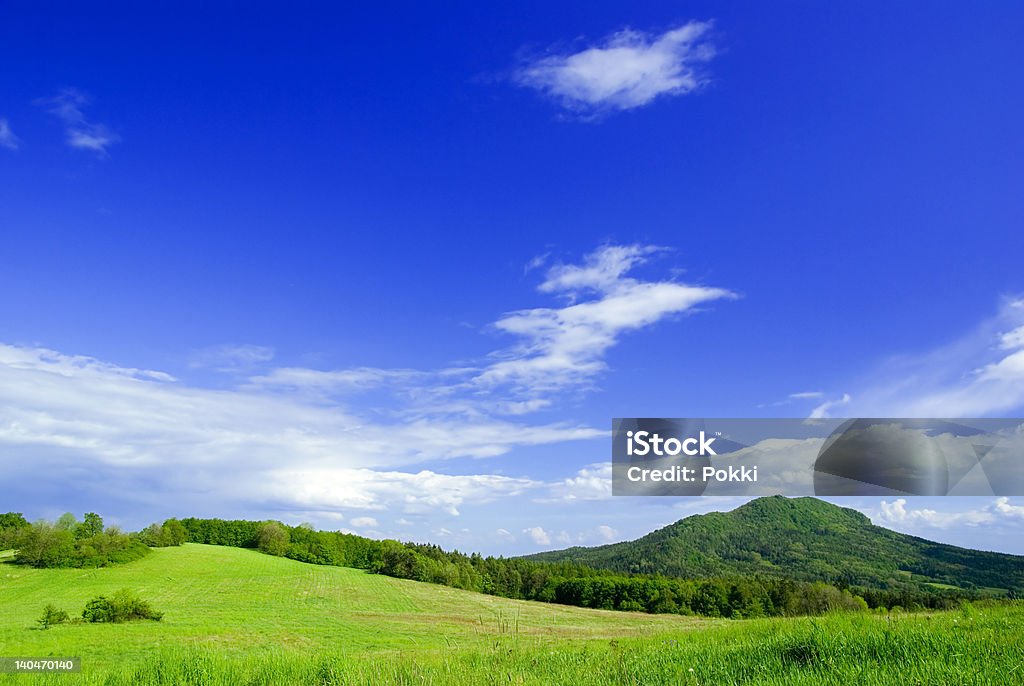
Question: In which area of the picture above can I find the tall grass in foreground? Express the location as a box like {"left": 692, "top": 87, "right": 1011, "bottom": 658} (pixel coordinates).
{"left": 11, "top": 605, "right": 1023, "bottom": 685}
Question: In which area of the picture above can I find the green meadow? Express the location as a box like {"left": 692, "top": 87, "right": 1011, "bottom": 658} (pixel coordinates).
{"left": 2, "top": 544, "right": 1022, "bottom": 685}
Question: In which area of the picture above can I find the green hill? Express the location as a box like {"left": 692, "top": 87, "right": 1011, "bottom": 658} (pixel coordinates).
{"left": 0, "top": 543, "right": 697, "bottom": 671}
{"left": 524, "top": 496, "right": 1024, "bottom": 594}
{"left": 3, "top": 539, "right": 1023, "bottom": 684}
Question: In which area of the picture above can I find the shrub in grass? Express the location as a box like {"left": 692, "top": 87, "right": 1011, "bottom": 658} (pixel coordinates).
{"left": 82, "top": 589, "right": 163, "bottom": 623}
{"left": 37, "top": 604, "right": 70, "bottom": 629}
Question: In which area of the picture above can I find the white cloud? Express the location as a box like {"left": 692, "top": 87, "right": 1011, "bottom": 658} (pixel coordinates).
{"left": 0, "top": 344, "right": 603, "bottom": 467}
{"left": 909, "top": 327, "right": 1024, "bottom": 416}
{"left": 244, "top": 244, "right": 733, "bottom": 414}
{"left": 829, "top": 297, "right": 1024, "bottom": 417}
{"left": 0, "top": 343, "right": 595, "bottom": 518}
{"left": 349, "top": 516, "right": 378, "bottom": 528}
{"left": 873, "top": 496, "right": 1024, "bottom": 533}
{"left": 0, "top": 345, "right": 175, "bottom": 382}
{"left": 67, "top": 128, "right": 119, "bottom": 154}
{"left": 36, "top": 88, "right": 120, "bottom": 155}
{"left": 477, "top": 244, "right": 735, "bottom": 397}
{"left": 251, "top": 366, "right": 423, "bottom": 393}
{"left": 190, "top": 344, "right": 275, "bottom": 371}
{"left": 759, "top": 391, "right": 825, "bottom": 409}
{"left": 523, "top": 526, "right": 551, "bottom": 545}
{"left": 999, "top": 326, "right": 1024, "bottom": 351}
{"left": 537, "top": 244, "right": 661, "bottom": 295}
{"left": 994, "top": 497, "right": 1024, "bottom": 520}
{"left": 264, "top": 468, "right": 539, "bottom": 516}
{"left": 289, "top": 511, "right": 345, "bottom": 524}
{"left": 524, "top": 252, "right": 550, "bottom": 274}
{"left": 515, "top": 21, "right": 715, "bottom": 114}
{"left": 545, "top": 462, "right": 613, "bottom": 501}
{"left": 0, "top": 118, "right": 19, "bottom": 150}
{"left": 809, "top": 393, "right": 851, "bottom": 419}
{"left": 876, "top": 498, "right": 1004, "bottom": 529}
{"left": 518, "top": 522, "right": 615, "bottom": 546}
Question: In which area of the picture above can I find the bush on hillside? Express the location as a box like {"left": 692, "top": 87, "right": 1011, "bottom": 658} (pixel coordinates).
{"left": 785, "top": 582, "right": 869, "bottom": 615}
{"left": 37, "top": 604, "right": 70, "bottom": 629}
{"left": 82, "top": 589, "right": 163, "bottom": 623}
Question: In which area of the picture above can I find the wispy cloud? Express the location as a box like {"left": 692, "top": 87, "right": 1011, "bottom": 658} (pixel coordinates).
{"left": 515, "top": 21, "right": 715, "bottom": 115}
{"left": 811, "top": 297, "right": 1024, "bottom": 418}
{"left": 190, "top": 344, "right": 275, "bottom": 372}
{"left": 0, "top": 342, "right": 597, "bottom": 519}
{"left": 809, "top": 393, "right": 851, "bottom": 419}
{"left": 0, "top": 118, "right": 19, "bottom": 150}
{"left": 523, "top": 252, "right": 550, "bottom": 274}
{"left": 36, "top": 88, "right": 120, "bottom": 155}
{"left": 252, "top": 244, "right": 734, "bottom": 413}
{"left": 475, "top": 245, "right": 735, "bottom": 398}
{"left": 0, "top": 343, "right": 602, "bottom": 470}
{"left": 759, "top": 390, "right": 824, "bottom": 409}
{"left": 251, "top": 366, "right": 425, "bottom": 393}
{"left": 264, "top": 468, "right": 540, "bottom": 517}
{"left": 1000, "top": 324, "right": 1024, "bottom": 351}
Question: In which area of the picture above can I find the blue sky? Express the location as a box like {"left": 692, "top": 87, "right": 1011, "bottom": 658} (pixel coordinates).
{"left": 2, "top": 2, "right": 1024, "bottom": 555}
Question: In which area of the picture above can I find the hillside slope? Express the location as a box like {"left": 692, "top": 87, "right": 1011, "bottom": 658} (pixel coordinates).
{"left": 525, "top": 497, "right": 1024, "bottom": 593}
{"left": 0, "top": 543, "right": 701, "bottom": 670}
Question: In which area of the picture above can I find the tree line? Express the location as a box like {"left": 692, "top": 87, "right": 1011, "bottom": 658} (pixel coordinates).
{"left": 0, "top": 512, "right": 151, "bottom": 568}
{"left": 176, "top": 517, "right": 885, "bottom": 617}
{"left": 0, "top": 512, "right": 975, "bottom": 616}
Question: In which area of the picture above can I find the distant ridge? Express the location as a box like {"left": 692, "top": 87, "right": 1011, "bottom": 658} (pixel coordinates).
{"left": 523, "top": 496, "right": 1024, "bottom": 594}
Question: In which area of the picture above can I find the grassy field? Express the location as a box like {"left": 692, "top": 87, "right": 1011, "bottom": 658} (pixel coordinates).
{"left": 1, "top": 544, "right": 1022, "bottom": 684}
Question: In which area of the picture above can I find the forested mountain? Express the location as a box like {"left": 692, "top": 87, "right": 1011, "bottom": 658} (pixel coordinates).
{"left": 524, "top": 496, "right": 1024, "bottom": 594}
